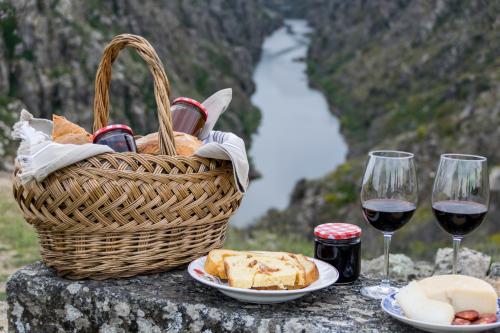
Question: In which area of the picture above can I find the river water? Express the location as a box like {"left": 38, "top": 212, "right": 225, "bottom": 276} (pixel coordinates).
{"left": 232, "top": 19, "right": 348, "bottom": 228}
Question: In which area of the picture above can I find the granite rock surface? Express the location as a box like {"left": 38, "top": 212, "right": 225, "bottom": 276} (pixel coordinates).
{"left": 6, "top": 261, "right": 481, "bottom": 333}
{"left": 434, "top": 247, "right": 492, "bottom": 277}
{"left": 362, "top": 254, "right": 433, "bottom": 281}
{"left": 0, "top": 0, "right": 282, "bottom": 170}
{"left": 490, "top": 263, "right": 500, "bottom": 279}
{"left": 0, "top": 301, "right": 6, "bottom": 333}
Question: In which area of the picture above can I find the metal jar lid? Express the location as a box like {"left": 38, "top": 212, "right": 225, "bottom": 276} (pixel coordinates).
{"left": 93, "top": 124, "right": 134, "bottom": 141}
{"left": 314, "top": 223, "right": 362, "bottom": 240}
{"left": 172, "top": 97, "right": 208, "bottom": 120}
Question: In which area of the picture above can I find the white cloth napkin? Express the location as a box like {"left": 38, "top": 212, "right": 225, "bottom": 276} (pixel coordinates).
{"left": 12, "top": 110, "right": 249, "bottom": 193}
{"left": 197, "top": 131, "right": 249, "bottom": 193}
{"left": 200, "top": 88, "right": 232, "bottom": 140}
{"left": 12, "top": 110, "right": 113, "bottom": 184}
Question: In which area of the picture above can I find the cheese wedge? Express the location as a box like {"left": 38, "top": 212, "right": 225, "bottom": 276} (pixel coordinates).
{"left": 418, "top": 275, "right": 498, "bottom": 314}
{"left": 396, "top": 281, "right": 455, "bottom": 325}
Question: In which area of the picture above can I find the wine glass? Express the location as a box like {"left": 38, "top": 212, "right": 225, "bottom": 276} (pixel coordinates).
{"left": 432, "top": 154, "right": 489, "bottom": 275}
{"left": 360, "top": 150, "right": 418, "bottom": 299}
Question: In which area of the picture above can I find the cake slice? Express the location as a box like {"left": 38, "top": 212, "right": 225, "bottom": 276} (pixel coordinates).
{"left": 249, "top": 252, "right": 319, "bottom": 287}
{"left": 252, "top": 256, "right": 299, "bottom": 289}
{"left": 204, "top": 249, "right": 242, "bottom": 279}
{"left": 224, "top": 255, "right": 298, "bottom": 289}
{"left": 222, "top": 255, "right": 259, "bottom": 289}
{"left": 204, "top": 249, "right": 320, "bottom": 289}
{"left": 295, "top": 254, "right": 320, "bottom": 286}
{"left": 250, "top": 254, "right": 319, "bottom": 289}
{"left": 249, "top": 251, "right": 307, "bottom": 286}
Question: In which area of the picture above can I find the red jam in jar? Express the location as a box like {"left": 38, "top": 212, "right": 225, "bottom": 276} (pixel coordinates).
{"left": 314, "top": 223, "right": 362, "bottom": 284}
{"left": 171, "top": 97, "right": 208, "bottom": 137}
{"left": 93, "top": 124, "right": 137, "bottom": 153}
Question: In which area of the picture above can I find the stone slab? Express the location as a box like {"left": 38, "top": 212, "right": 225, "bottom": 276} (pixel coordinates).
{"left": 6, "top": 262, "right": 500, "bottom": 333}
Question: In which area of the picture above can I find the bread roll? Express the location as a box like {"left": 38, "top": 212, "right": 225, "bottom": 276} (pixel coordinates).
{"left": 136, "top": 132, "right": 160, "bottom": 154}
{"left": 136, "top": 131, "right": 203, "bottom": 156}
{"left": 52, "top": 115, "right": 92, "bottom": 144}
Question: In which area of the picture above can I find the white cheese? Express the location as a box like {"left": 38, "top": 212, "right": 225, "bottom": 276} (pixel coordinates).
{"left": 396, "top": 281, "right": 455, "bottom": 325}
{"left": 418, "top": 275, "right": 498, "bottom": 314}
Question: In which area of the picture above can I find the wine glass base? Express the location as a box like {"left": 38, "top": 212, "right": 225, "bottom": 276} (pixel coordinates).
{"left": 360, "top": 284, "right": 398, "bottom": 300}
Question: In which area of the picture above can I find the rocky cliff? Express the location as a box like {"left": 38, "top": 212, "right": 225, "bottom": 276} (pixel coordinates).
{"left": 0, "top": 0, "right": 281, "bottom": 169}
{"left": 247, "top": 0, "right": 500, "bottom": 259}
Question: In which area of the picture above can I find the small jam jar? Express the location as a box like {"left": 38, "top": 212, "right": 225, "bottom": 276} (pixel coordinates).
{"left": 171, "top": 97, "right": 208, "bottom": 137}
{"left": 314, "top": 223, "right": 362, "bottom": 284}
{"left": 93, "top": 124, "right": 137, "bottom": 152}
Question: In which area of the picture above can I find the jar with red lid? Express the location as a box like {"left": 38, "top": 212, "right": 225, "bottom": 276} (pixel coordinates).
{"left": 171, "top": 97, "right": 208, "bottom": 137}
{"left": 93, "top": 125, "right": 137, "bottom": 153}
{"left": 314, "top": 223, "right": 362, "bottom": 284}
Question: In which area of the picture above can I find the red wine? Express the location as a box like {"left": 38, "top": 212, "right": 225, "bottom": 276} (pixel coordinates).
{"left": 432, "top": 201, "right": 487, "bottom": 236}
{"left": 362, "top": 199, "right": 416, "bottom": 233}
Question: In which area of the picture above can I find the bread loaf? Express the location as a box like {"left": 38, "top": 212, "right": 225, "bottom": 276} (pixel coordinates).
{"left": 136, "top": 131, "right": 203, "bottom": 156}
{"left": 52, "top": 115, "right": 93, "bottom": 144}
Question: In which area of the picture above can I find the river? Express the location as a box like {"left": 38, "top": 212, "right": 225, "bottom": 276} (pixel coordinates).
{"left": 233, "top": 19, "right": 348, "bottom": 228}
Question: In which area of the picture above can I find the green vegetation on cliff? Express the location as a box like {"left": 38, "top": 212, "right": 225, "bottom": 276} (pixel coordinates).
{"left": 0, "top": 0, "right": 282, "bottom": 169}
{"left": 246, "top": 0, "right": 500, "bottom": 260}
{"left": 0, "top": 0, "right": 283, "bottom": 300}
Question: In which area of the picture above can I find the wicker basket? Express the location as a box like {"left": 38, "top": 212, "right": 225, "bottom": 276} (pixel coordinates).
{"left": 12, "top": 34, "right": 242, "bottom": 280}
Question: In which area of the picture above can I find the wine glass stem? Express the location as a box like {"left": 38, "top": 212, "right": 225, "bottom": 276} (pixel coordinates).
{"left": 382, "top": 233, "right": 392, "bottom": 287}
{"left": 452, "top": 236, "right": 462, "bottom": 275}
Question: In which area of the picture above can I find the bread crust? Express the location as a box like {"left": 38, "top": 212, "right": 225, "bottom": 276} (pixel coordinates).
{"left": 204, "top": 249, "right": 241, "bottom": 279}
{"left": 136, "top": 131, "right": 203, "bottom": 156}
{"left": 297, "top": 254, "right": 319, "bottom": 287}
{"left": 52, "top": 114, "right": 92, "bottom": 144}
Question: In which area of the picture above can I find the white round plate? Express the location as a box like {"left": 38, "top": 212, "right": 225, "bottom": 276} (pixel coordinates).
{"left": 188, "top": 256, "right": 339, "bottom": 304}
{"left": 382, "top": 292, "right": 500, "bottom": 333}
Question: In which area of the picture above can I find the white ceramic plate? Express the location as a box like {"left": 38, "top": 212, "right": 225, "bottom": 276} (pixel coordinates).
{"left": 382, "top": 292, "right": 500, "bottom": 333}
{"left": 188, "top": 256, "right": 339, "bottom": 304}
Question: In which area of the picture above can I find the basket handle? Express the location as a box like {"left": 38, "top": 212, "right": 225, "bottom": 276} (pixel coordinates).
{"left": 93, "top": 34, "right": 176, "bottom": 156}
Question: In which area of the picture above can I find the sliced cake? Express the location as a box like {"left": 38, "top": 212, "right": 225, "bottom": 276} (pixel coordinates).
{"left": 204, "top": 249, "right": 319, "bottom": 290}
{"left": 224, "top": 255, "right": 298, "bottom": 289}
{"left": 204, "top": 249, "right": 242, "bottom": 279}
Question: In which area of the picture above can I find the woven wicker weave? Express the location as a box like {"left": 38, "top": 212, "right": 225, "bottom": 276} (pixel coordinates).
{"left": 12, "top": 34, "right": 242, "bottom": 280}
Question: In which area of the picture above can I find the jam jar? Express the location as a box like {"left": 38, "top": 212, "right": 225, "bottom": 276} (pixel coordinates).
{"left": 171, "top": 97, "right": 208, "bottom": 137}
{"left": 314, "top": 223, "right": 361, "bottom": 284}
{"left": 93, "top": 124, "right": 137, "bottom": 152}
